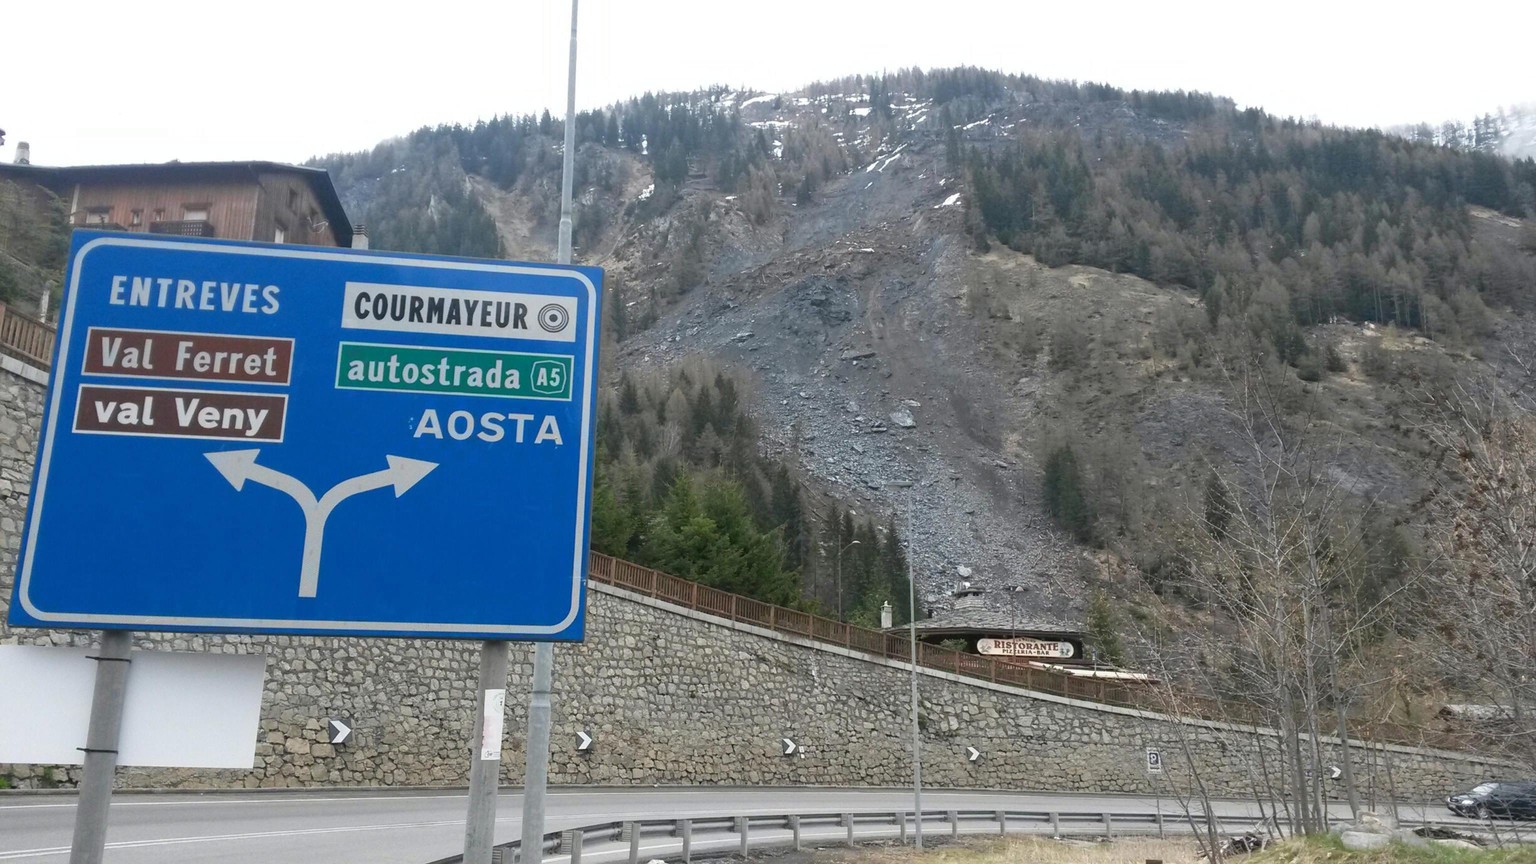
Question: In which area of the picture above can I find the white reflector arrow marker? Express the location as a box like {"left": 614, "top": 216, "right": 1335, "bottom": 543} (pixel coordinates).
{"left": 327, "top": 719, "right": 351, "bottom": 745}
{"left": 782, "top": 737, "right": 797, "bottom": 756}
{"left": 967, "top": 746, "right": 981, "bottom": 762}
{"left": 577, "top": 730, "right": 593, "bottom": 752}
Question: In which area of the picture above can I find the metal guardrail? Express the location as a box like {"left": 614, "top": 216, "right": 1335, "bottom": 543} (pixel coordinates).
{"left": 427, "top": 806, "right": 1490, "bottom": 864}
{"left": 0, "top": 301, "right": 55, "bottom": 369}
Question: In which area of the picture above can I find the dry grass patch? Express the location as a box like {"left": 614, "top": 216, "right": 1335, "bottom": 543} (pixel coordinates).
{"left": 1248, "top": 837, "right": 1536, "bottom": 864}
{"left": 804, "top": 836, "right": 1204, "bottom": 864}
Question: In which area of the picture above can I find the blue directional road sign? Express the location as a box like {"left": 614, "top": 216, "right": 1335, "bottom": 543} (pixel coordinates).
{"left": 8, "top": 231, "right": 600, "bottom": 639}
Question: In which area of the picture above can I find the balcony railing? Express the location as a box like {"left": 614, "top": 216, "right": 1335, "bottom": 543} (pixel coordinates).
{"left": 0, "top": 302, "right": 56, "bottom": 370}
{"left": 148, "top": 219, "right": 215, "bottom": 237}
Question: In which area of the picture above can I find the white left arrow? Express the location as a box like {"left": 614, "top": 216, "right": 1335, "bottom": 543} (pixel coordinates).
{"left": 782, "top": 738, "right": 797, "bottom": 756}
{"left": 577, "top": 730, "right": 593, "bottom": 752}
{"left": 967, "top": 746, "right": 981, "bottom": 762}
{"left": 206, "top": 450, "right": 437, "bottom": 597}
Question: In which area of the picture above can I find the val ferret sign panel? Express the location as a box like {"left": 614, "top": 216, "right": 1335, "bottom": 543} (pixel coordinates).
{"left": 8, "top": 231, "right": 600, "bottom": 640}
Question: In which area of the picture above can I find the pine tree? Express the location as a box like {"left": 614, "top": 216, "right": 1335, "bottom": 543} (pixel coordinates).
{"left": 941, "top": 106, "right": 961, "bottom": 169}
{"left": 1042, "top": 444, "right": 1094, "bottom": 543}
{"left": 1203, "top": 470, "right": 1232, "bottom": 539}
{"left": 590, "top": 467, "right": 636, "bottom": 556}
{"left": 1086, "top": 590, "right": 1126, "bottom": 666}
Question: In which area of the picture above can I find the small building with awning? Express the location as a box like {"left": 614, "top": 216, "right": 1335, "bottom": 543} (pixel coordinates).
{"left": 884, "top": 584, "right": 1156, "bottom": 683}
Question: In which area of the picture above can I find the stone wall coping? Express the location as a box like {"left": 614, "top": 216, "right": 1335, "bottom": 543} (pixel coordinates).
{"left": 0, "top": 783, "right": 1247, "bottom": 799}
{"left": 0, "top": 353, "right": 47, "bottom": 386}
{"left": 590, "top": 582, "right": 1516, "bottom": 769}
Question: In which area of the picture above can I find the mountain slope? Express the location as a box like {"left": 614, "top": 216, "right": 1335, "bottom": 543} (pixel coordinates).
{"left": 312, "top": 69, "right": 1536, "bottom": 632}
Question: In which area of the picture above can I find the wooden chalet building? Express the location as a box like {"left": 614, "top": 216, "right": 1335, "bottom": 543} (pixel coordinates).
{"left": 0, "top": 148, "right": 358, "bottom": 369}
{"left": 0, "top": 156, "right": 355, "bottom": 248}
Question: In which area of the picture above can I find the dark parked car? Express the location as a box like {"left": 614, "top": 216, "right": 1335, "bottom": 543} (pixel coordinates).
{"left": 1447, "top": 782, "right": 1536, "bottom": 819}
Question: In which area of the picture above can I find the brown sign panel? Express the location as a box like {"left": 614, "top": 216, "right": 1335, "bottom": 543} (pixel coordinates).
{"left": 73, "top": 385, "right": 286, "bottom": 442}
{"left": 82, "top": 328, "right": 293, "bottom": 385}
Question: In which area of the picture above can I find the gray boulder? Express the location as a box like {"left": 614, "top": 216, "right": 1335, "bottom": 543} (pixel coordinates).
{"left": 1340, "top": 831, "right": 1390, "bottom": 851}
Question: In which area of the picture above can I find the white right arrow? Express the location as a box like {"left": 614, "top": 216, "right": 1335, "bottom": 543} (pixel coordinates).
{"left": 967, "top": 746, "right": 981, "bottom": 762}
{"left": 782, "top": 738, "right": 797, "bottom": 756}
{"left": 328, "top": 719, "right": 352, "bottom": 745}
{"left": 207, "top": 450, "right": 437, "bottom": 597}
{"left": 577, "top": 730, "right": 593, "bottom": 752}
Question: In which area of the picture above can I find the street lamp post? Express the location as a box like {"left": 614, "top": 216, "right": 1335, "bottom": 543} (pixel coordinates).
{"left": 885, "top": 480, "right": 921, "bottom": 848}
{"left": 1006, "top": 584, "right": 1023, "bottom": 637}
{"left": 835, "top": 539, "right": 861, "bottom": 621}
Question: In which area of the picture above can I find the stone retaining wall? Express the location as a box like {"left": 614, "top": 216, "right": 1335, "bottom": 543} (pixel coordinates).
{"left": 0, "top": 363, "right": 1514, "bottom": 798}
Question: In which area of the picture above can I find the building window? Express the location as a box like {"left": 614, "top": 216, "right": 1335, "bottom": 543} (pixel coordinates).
{"left": 274, "top": 224, "right": 286, "bottom": 244}
{"left": 84, "top": 207, "right": 112, "bottom": 225}
{"left": 129, "top": 209, "right": 143, "bottom": 227}
{"left": 183, "top": 205, "right": 210, "bottom": 222}
{"left": 288, "top": 188, "right": 300, "bottom": 211}
{"left": 153, "top": 208, "right": 165, "bottom": 222}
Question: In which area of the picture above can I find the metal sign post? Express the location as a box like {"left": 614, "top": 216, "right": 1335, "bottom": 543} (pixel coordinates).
{"left": 884, "top": 479, "right": 922, "bottom": 849}
{"left": 1146, "top": 748, "right": 1164, "bottom": 841}
{"left": 464, "top": 642, "right": 510, "bottom": 864}
{"left": 67, "top": 630, "right": 130, "bottom": 864}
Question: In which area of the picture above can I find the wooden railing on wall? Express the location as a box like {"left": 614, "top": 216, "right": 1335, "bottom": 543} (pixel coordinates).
{"left": 586, "top": 550, "right": 1475, "bottom": 753}
{"left": 0, "top": 302, "right": 55, "bottom": 370}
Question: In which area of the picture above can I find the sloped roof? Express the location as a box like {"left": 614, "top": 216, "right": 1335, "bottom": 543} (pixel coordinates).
{"left": 895, "top": 605, "right": 1084, "bottom": 638}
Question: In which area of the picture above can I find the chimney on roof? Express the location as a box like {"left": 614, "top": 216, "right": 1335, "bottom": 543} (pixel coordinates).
{"left": 352, "top": 223, "right": 369, "bottom": 250}
{"left": 14, "top": 142, "right": 30, "bottom": 165}
{"left": 953, "top": 584, "right": 985, "bottom": 611}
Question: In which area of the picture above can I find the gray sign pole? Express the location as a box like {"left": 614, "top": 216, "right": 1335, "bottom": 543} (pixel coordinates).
{"left": 905, "top": 483, "right": 923, "bottom": 849}
{"left": 69, "top": 630, "right": 132, "bottom": 864}
{"left": 885, "top": 480, "right": 922, "bottom": 849}
{"left": 464, "top": 641, "right": 511, "bottom": 864}
{"left": 519, "top": 646, "right": 554, "bottom": 862}
{"left": 521, "top": 2, "right": 581, "bottom": 862}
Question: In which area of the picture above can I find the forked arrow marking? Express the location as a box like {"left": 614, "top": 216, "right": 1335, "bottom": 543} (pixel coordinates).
{"left": 206, "top": 449, "right": 438, "bottom": 598}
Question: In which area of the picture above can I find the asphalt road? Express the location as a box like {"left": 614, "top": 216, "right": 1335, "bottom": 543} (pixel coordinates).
{"left": 0, "top": 787, "right": 1469, "bottom": 864}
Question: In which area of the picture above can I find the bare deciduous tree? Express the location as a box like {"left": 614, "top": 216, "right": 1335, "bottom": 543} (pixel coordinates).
{"left": 1415, "top": 372, "right": 1536, "bottom": 763}
{"left": 1142, "top": 348, "right": 1421, "bottom": 835}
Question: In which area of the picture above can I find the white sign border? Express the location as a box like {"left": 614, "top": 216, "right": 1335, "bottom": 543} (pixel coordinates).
{"left": 17, "top": 235, "right": 596, "bottom": 637}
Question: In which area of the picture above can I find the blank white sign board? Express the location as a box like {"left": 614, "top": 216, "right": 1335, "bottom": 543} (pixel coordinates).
{"left": 0, "top": 645, "right": 266, "bottom": 768}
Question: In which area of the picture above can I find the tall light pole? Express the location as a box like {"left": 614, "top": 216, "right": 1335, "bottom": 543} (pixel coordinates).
{"left": 835, "top": 539, "right": 861, "bottom": 621}
{"left": 886, "top": 480, "right": 921, "bottom": 848}
{"left": 520, "top": 2, "right": 581, "bottom": 863}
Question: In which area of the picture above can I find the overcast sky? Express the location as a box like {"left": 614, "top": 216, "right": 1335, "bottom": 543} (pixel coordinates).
{"left": 3, "top": 0, "right": 1532, "bottom": 167}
